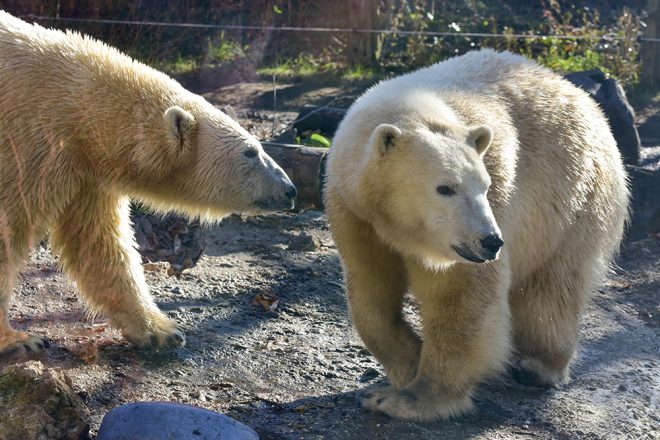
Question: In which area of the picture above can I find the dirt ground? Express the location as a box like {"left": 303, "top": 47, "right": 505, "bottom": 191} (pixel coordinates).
{"left": 1, "top": 76, "right": 659, "bottom": 439}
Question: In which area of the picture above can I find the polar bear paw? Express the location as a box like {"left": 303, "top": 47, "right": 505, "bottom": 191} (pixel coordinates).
{"left": 0, "top": 332, "right": 51, "bottom": 359}
{"left": 362, "top": 385, "right": 473, "bottom": 421}
{"left": 117, "top": 312, "right": 185, "bottom": 349}
{"left": 511, "top": 357, "right": 568, "bottom": 388}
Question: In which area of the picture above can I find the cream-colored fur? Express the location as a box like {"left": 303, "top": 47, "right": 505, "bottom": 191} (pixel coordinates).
{"left": 0, "top": 12, "right": 296, "bottom": 355}
{"left": 325, "top": 49, "right": 629, "bottom": 421}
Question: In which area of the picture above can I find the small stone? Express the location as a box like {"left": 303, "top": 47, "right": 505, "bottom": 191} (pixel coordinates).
{"left": 143, "top": 261, "right": 168, "bottom": 273}
{"left": 618, "top": 384, "right": 627, "bottom": 392}
{"left": 287, "top": 233, "right": 321, "bottom": 252}
{"left": 209, "top": 382, "right": 234, "bottom": 390}
{"left": 357, "top": 348, "right": 371, "bottom": 357}
{"left": 189, "top": 390, "right": 206, "bottom": 401}
{"left": 170, "top": 286, "right": 184, "bottom": 294}
{"left": 359, "top": 368, "right": 380, "bottom": 383}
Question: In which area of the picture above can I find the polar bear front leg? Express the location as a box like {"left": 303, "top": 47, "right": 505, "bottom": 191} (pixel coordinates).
{"left": 51, "top": 191, "right": 184, "bottom": 349}
{"left": 328, "top": 203, "right": 421, "bottom": 388}
{"left": 0, "top": 214, "right": 53, "bottom": 357}
{"left": 364, "top": 261, "right": 512, "bottom": 421}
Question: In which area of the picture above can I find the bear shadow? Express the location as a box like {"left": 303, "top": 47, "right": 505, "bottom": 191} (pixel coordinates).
{"left": 230, "top": 378, "right": 571, "bottom": 440}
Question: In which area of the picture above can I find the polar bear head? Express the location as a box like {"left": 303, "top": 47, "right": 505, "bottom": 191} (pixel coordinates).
{"left": 359, "top": 117, "right": 503, "bottom": 268}
{"left": 133, "top": 104, "right": 296, "bottom": 219}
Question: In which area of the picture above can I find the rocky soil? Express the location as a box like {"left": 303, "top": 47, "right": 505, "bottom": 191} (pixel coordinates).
{"left": 1, "top": 78, "right": 658, "bottom": 439}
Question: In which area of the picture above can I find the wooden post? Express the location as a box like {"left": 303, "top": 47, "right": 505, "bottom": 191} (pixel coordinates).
{"left": 641, "top": 0, "right": 660, "bottom": 87}
{"left": 347, "top": 0, "right": 378, "bottom": 67}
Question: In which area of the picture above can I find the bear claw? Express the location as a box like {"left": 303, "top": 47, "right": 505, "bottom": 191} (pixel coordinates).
{"left": 0, "top": 334, "right": 52, "bottom": 359}
{"left": 509, "top": 365, "right": 557, "bottom": 389}
{"left": 167, "top": 330, "right": 185, "bottom": 346}
{"left": 141, "top": 329, "right": 186, "bottom": 350}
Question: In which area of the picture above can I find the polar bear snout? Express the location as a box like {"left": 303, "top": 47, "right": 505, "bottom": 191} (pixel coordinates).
{"left": 452, "top": 233, "right": 503, "bottom": 264}
{"left": 480, "top": 234, "right": 504, "bottom": 256}
{"left": 284, "top": 185, "right": 297, "bottom": 201}
{"left": 252, "top": 156, "right": 297, "bottom": 211}
{"left": 274, "top": 179, "right": 298, "bottom": 210}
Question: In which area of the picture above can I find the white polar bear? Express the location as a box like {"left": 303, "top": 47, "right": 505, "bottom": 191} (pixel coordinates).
{"left": 0, "top": 11, "right": 296, "bottom": 356}
{"left": 325, "top": 49, "right": 629, "bottom": 420}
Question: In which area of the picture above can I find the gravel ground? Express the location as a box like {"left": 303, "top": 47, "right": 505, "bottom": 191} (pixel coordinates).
{"left": 2, "top": 210, "right": 658, "bottom": 439}
{"left": 1, "top": 80, "right": 658, "bottom": 439}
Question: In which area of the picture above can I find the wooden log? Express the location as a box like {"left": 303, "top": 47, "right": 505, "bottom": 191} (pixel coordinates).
{"left": 262, "top": 142, "right": 327, "bottom": 209}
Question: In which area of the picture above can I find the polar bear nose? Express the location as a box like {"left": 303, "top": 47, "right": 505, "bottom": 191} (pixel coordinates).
{"left": 285, "top": 185, "right": 297, "bottom": 200}
{"left": 480, "top": 234, "right": 504, "bottom": 254}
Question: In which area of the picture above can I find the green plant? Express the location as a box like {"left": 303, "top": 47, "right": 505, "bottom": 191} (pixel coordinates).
{"left": 503, "top": 5, "right": 641, "bottom": 84}
{"left": 165, "top": 56, "right": 198, "bottom": 74}
{"left": 207, "top": 33, "right": 248, "bottom": 65}
{"left": 342, "top": 64, "right": 378, "bottom": 81}
{"left": 375, "top": 1, "right": 641, "bottom": 85}
{"left": 257, "top": 54, "right": 336, "bottom": 78}
{"left": 303, "top": 133, "right": 332, "bottom": 148}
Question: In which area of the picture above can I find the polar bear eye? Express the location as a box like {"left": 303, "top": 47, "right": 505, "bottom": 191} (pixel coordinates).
{"left": 244, "top": 148, "right": 258, "bottom": 158}
{"left": 436, "top": 185, "right": 456, "bottom": 196}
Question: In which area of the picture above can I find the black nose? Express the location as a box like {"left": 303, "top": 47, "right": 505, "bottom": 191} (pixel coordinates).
{"left": 285, "top": 185, "right": 297, "bottom": 200}
{"left": 480, "top": 234, "right": 503, "bottom": 254}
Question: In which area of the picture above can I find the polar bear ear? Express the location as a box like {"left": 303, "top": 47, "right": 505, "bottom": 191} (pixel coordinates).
{"left": 467, "top": 125, "right": 493, "bottom": 156}
{"left": 371, "top": 123, "right": 402, "bottom": 156}
{"left": 164, "top": 106, "right": 196, "bottom": 148}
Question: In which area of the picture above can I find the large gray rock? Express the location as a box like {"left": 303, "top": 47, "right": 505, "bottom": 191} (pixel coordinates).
{"left": 564, "top": 69, "right": 641, "bottom": 165}
{"left": 0, "top": 361, "right": 90, "bottom": 440}
{"left": 96, "top": 402, "right": 259, "bottom": 440}
{"left": 626, "top": 149, "right": 660, "bottom": 241}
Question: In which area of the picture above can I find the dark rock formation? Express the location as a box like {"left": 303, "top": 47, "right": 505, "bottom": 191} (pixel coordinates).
{"left": 565, "top": 69, "right": 641, "bottom": 165}
{"left": 0, "top": 361, "right": 89, "bottom": 440}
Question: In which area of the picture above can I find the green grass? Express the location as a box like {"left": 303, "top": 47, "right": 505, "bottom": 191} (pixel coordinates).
{"left": 158, "top": 35, "right": 247, "bottom": 75}
{"left": 162, "top": 56, "right": 198, "bottom": 75}
{"left": 210, "top": 38, "right": 247, "bottom": 64}
{"left": 342, "top": 64, "right": 378, "bottom": 81}
{"left": 257, "top": 54, "right": 333, "bottom": 78}
{"left": 257, "top": 54, "right": 383, "bottom": 83}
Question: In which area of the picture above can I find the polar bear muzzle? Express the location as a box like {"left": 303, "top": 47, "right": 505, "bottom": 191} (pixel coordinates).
{"left": 251, "top": 151, "right": 297, "bottom": 211}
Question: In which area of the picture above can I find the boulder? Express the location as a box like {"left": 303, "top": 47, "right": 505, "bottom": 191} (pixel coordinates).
{"left": 626, "top": 153, "right": 660, "bottom": 241}
{"left": 564, "top": 69, "right": 641, "bottom": 165}
{"left": 0, "top": 361, "right": 90, "bottom": 440}
{"left": 96, "top": 402, "right": 258, "bottom": 440}
{"left": 292, "top": 104, "right": 347, "bottom": 138}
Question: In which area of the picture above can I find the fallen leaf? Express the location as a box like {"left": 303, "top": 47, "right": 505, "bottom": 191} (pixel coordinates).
{"left": 253, "top": 289, "right": 280, "bottom": 312}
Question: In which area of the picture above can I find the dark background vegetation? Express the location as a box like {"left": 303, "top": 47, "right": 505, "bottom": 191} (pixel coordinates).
{"left": 0, "top": 0, "right": 653, "bottom": 87}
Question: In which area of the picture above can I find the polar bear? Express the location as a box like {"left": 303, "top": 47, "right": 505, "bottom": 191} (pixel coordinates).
{"left": 0, "top": 12, "right": 296, "bottom": 356}
{"left": 325, "top": 49, "right": 629, "bottom": 420}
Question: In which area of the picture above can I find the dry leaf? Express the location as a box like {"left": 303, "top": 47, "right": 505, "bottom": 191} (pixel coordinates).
{"left": 253, "top": 289, "right": 280, "bottom": 312}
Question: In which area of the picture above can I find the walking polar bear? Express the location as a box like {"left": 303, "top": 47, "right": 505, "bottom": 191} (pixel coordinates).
{"left": 0, "top": 12, "right": 296, "bottom": 356}
{"left": 325, "top": 49, "right": 629, "bottom": 420}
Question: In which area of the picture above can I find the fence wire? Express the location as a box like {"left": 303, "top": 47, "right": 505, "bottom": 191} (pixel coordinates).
{"left": 22, "top": 14, "right": 660, "bottom": 43}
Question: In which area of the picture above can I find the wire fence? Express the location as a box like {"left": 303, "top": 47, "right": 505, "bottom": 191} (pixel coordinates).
{"left": 22, "top": 14, "right": 660, "bottom": 43}
{"left": 19, "top": 11, "right": 656, "bottom": 139}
